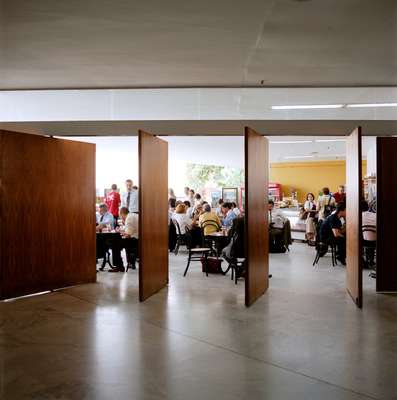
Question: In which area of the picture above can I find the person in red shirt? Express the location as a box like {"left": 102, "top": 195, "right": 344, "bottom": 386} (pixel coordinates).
{"left": 105, "top": 184, "right": 121, "bottom": 223}
{"left": 333, "top": 185, "right": 346, "bottom": 205}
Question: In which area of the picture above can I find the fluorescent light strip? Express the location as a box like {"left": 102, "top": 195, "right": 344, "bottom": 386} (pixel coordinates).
{"left": 315, "top": 139, "right": 346, "bottom": 143}
{"left": 270, "top": 140, "right": 313, "bottom": 144}
{"left": 272, "top": 104, "right": 344, "bottom": 110}
{"left": 346, "top": 103, "right": 397, "bottom": 108}
{"left": 284, "top": 155, "right": 314, "bottom": 159}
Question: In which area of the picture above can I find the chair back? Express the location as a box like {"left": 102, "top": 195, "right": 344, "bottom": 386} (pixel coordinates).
{"left": 362, "top": 224, "right": 376, "bottom": 233}
{"left": 172, "top": 218, "right": 183, "bottom": 236}
{"left": 201, "top": 220, "right": 220, "bottom": 233}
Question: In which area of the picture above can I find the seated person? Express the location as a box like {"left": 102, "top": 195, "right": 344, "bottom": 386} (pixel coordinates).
{"left": 96, "top": 203, "right": 115, "bottom": 232}
{"left": 172, "top": 204, "right": 192, "bottom": 234}
{"left": 319, "top": 203, "right": 346, "bottom": 265}
{"left": 231, "top": 202, "right": 241, "bottom": 217}
{"left": 222, "top": 216, "right": 245, "bottom": 261}
{"left": 221, "top": 202, "right": 237, "bottom": 227}
{"left": 333, "top": 185, "right": 346, "bottom": 205}
{"left": 199, "top": 203, "right": 221, "bottom": 235}
{"left": 362, "top": 200, "right": 376, "bottom": 267}
{"left": 111, "top": 207, "right": 139, "bottom": 272}
{"left": 268, "top": 200, "right": 287, "bottom": 252}
{"left": 362, "top": 200, "right": 376, "bottom": 242}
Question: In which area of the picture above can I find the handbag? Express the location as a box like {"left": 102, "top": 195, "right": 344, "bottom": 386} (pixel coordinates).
{"left": 201, "top": 256, "right": 224, "bottom": 273}
{"left": 299, "top": 208, "right": 308, "bottom": 220}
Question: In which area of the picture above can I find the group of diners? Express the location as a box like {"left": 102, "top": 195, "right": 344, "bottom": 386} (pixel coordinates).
{"left": 96, "top": 179, "right": 139, "bottom": 272}
{"left": 296, "top": 185, "right": 376, "bottom": 266}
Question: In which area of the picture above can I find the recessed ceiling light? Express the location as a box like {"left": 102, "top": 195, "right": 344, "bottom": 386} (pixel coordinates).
{"left": 284, "top": 155, "right": 314, "bottom": 159}
{"left": 346, "top": 103, "right": 397, "bottom": 108}
{"left": 315, "top": 139, "right": 346, "bottom": 142}
{"left": 272, "top": 104, "right": 344, "bottom": 110}
{"left": 270, "top": 140, "right": 313, "bottom": 144}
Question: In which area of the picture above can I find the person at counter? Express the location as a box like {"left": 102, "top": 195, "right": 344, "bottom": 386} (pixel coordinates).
{"left": 319, "top": 203, "right": 346, "bottom": 265}
{"left": 96, "top": 203, "right": 115, "bottom": 232}
{"left": 221, "top": 202, "right": 237, "bottom": 227}
{"left": 333, "top": 185, "right": 346, "bottom": 205}
{"left": 317, "top": 187, "right": 336, "bottom": 221}
{"left": 301, "top": 193, "right": 317, "bottom": 243}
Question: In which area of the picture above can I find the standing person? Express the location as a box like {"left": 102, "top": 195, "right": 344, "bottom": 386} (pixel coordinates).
{"left": 105, "top": 184, "right": 121, "bottom": 224}
{"left": 121, "top": 179, "right": 139, "bottom": 213}
{"left": 194, "top": 193, "right": 202, "bottom": 206}
{"left": 215, "top": 198, "right": 224, "bottom": 217}
{"left": 317, "top": 187, "right": 336, "bottom": 221}
{"left": 301, "top": 193, "right": 317, "bottom": 243}
{"left": 188, "top": 189, "right": 195, "bottom": 204}
{"left": 333, "top": 185, "right": 346, "bottom": 205}
{"left": 168, "top": 188, "right": 176, "bottom": 200}
{"left": 183, "top": 187, "right": 190, "bottom": 201}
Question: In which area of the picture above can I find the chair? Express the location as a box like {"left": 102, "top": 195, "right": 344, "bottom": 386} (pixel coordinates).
{"left": 312, "top": 239, "right": 338, "bottom": 267}
{"left": 230, "top": 258, "right": 245, "bottom": 284}
{"left": 172, "top": 219, "right": 186, "bottom": 255}
{"left": 201, "top": 220, "right": 221, "bottom": 253}
{"left": 98, "top": 250, "right": 113, "bottom": 271}
{"left": 183, "top": 226, "right": 211, "bottom": 277}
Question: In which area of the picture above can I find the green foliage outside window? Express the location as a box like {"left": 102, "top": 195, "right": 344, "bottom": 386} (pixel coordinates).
{"left": 186, "top": 163, "right": 243, "bottom": 192}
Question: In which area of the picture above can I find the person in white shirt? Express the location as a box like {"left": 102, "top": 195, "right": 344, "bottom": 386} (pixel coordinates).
{"left": 362, "top": 201, "right": 376, "bottom": 242}
{"left": 111, "top": 207, "right": 139, "bottom": 272}
{"left": 96, "top": 204, "right": 115, "bottom": 231}
{"left": 231, "top": 202, "right": 241, "bottom": 217}
{"left": 172, "top": 204, "right": 192, "bottom": 234}
{"left": 268, "top": 200, "right": 286, "bottom": 229}
{"left": 121, "top": 179, "right": 139, "bottom": 213}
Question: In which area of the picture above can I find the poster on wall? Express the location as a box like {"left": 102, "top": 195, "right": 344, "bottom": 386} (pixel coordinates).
{"left": 222, "top": 187, "right": 238, "bottom": 205}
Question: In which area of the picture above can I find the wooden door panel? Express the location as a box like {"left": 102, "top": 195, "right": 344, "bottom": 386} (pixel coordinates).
{"left": 0, "top": 131, "right": 96, "bottom": 299}
{"left": 346, "top": 127, "right": 363, "bottom": 307}
{"left": 139, "top": 130, "right": 168, "bottom": 301}
{"left": 245, "top": 127, "right": 269, "bottom": 307}
{"left": 376, "top": 137, "right": 397, "bottom": 292}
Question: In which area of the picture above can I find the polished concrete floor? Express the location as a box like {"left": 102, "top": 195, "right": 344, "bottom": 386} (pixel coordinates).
{"left": 1, "top": 243, "right": 397, "bottom": 400}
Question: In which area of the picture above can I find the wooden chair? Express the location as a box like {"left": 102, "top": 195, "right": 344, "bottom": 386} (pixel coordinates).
{"left": 172, "top": 219, "right": 186, "bottom": 255}
{"left": 183, "top": 226, "right": 211, "bottom": 277}
{"left": 313, "top": 239, "right": 338, "bottom": 267}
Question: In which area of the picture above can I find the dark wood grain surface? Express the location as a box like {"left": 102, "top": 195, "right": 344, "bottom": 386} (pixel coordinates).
{"left": 0, "top": 130, "right": 96, "bottom": 300}
{"left": 244, "top": 127, "right": 269, "bottom": 307}
{"left": 346, "top": 127, "right": 363, "bottom": 308}
{"left": 138, "top": 130, "right": 169, "bottom": 302}
{"left": 376, "top": 137, "right": 397, "bottom": 292}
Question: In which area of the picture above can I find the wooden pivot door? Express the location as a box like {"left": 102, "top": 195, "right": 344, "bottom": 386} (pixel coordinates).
{"left": 0, "top": 131, "right": 96, "bottom": 300}
{"left": 376, "top": 137, "right": 397, "bottom": 292}
{"left": 138, "top": 130, "right": 169, "bottom": 302}
{"left": 244, "top": 127, "right": 269, "bottom": 307}
{"left": 346, "top": 127, "right": 363, "bottom": 308}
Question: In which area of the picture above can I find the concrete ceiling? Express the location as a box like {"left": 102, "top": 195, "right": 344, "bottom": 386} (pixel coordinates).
{"left": 1, "top": 120, "right": 397, "bottom": 137}
{"left": 1, "top": 0, "right": 396, "bottom": 90}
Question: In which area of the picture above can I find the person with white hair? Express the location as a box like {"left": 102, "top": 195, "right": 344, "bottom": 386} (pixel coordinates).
{"left": 199, "top": 203, "right": 221, "bottom": 236}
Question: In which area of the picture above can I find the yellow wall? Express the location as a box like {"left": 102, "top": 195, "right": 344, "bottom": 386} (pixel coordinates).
{"left": 270, "top": 160, "right": 367, "bottom": 203}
